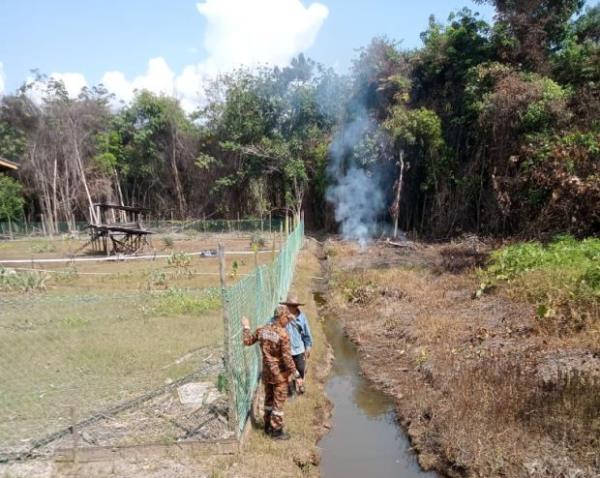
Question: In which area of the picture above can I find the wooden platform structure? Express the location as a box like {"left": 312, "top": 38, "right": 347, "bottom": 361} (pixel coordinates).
{"left": 0, "top": 157, "right": 19, "bottom": 171}
{"left": 88, "top": 204, "right": 152, "bottom": 255}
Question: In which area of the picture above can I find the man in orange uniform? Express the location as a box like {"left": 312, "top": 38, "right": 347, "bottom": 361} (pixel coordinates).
{"left": 242, "top": 305, "right": 302, "bottom": 440}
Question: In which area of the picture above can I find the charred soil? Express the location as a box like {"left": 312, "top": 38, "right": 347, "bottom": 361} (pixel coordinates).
{"left": 324, "top": 239, "right": 600, "bottom": 478}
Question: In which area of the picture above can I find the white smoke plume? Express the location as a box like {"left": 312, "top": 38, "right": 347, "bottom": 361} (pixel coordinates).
{"left": 326, "top": 115, "right": 390, "bottom": 246}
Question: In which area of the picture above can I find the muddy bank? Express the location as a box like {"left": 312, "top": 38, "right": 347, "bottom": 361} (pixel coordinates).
{"left": 324, "top": 239, "right": 600, "bottom": 478}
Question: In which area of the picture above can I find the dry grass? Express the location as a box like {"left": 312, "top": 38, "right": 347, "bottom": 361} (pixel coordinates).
{"left": 0, "top": 234, "right": 321, "bottom": 478}
{"left": 0, "top": 232, "right": 280, "bottom": 261}
{"left": 0, "top": 235, "right": 243, "bottom": 454}
{"left": 326, "top": 240, "right": 600, "bottom": 478}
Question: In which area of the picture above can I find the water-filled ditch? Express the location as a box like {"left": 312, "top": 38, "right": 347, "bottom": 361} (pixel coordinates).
{"left": 315, "top": 291, "right": 437, "bottom": 478}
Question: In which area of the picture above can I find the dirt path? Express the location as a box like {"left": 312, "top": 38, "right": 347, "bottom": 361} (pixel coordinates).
{"left": 324, "top": 239, "right": 600, "bottom": 478}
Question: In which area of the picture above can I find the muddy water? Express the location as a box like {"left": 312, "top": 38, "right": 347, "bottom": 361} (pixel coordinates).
{"left": 316, "top": 292, "right": 437, "bottom": 478}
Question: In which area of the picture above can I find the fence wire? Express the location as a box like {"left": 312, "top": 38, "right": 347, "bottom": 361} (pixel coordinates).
{"left": 0, "top": 218, "right": 284, "bottom": 239}
{"left": 0, "top": 284, "right": 226, "bottom": 460}
{"left": 222, "top": 221, "right": 304, "bottom": 435}
{"left": 0, "top": 221, "right": 302, "bottom": 458}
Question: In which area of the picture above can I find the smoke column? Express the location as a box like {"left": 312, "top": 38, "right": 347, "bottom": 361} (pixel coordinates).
{"left": 326, "top": 114, "right": 389, "bottom": 246}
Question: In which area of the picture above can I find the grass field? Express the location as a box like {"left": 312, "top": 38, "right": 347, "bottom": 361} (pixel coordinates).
{"left": 0, "top": 232, "right": 279, "bottom": 454}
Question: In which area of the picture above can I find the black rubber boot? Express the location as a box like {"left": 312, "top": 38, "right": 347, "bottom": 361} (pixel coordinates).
{"left": 270, "top": 428, "right": 291, "bottom": 440}
{"left": 264, "top": 413, "right": 272, "bottom": 435}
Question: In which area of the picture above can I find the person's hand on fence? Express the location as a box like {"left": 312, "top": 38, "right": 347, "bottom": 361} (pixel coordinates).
{"left": 241, "top": 316, "right": 250, "bottom": 329}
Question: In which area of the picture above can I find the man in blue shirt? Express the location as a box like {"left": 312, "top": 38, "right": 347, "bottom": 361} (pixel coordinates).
{"left": 280, "top": 293, "right": 313, "bottom": 394}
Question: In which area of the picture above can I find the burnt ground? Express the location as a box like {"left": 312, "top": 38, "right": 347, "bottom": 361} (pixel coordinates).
{"left": 323, "top": 239, "right": 600, "bottom": 478}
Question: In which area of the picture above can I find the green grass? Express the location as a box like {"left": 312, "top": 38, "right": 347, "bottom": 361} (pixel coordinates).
{"left": 0, "top": 268, "right": 49, "bottom": 292}
{"left": 486, "top": 236, "right": 599, "bottom": 282}
{"left": 0, "top": 261, "right": 224, "bottom": 453}
{"left": 0, "top": 289, "right": 224, "bottom": 450}
{"left": 0, "top": 233, "right": 278, "bottom": 453}
{"left": 151, "top": 287, "right": 221, "bottom": 315}
{"left": 483, "top": 236, "right": 599, "bottom": 330}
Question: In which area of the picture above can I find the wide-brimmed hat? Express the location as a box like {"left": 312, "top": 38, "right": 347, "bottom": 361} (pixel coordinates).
{"left": 279, "top": 293, "right": 304, "bottom": 306}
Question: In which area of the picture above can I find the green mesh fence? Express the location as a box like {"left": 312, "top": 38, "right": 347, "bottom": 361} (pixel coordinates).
{"left": 222, "top": 221, "right": 304, "bottom": 435}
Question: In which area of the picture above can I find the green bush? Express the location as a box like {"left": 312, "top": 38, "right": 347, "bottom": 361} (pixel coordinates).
{"left": 30, "top": 241, "right": 57, "bottom": 254}
{"left": 485, "top": 236, "right": 599, "bottom": 283}
{"left": 482, "top": 236, "right": 600, "bottom": 331}
{"left": 167, "top": 251, "right": 192, "bottom": 269}
{"left": 147, "top": 269, "right": 168, "bottom": 290}
{"left": 0, "top": 268, "right": 49, "bottom": 292}
{"left": 151, "top": 287, "right": 221, "bottom": 316}
{"left": 250, "top": 233, "right": 266, "bottom": 249}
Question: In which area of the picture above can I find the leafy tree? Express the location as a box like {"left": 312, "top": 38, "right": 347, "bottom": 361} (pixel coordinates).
{"left": 0, "top": 174, "right": 25, "bottom": 236}
{"left": 103, "top": 91, "right": 199, "bottom": 217}
{"left": 477, "top": 0, "right": 585, "bottom": 71}
{"left": 551, "top": 5, "right": 600, "bottom": 86}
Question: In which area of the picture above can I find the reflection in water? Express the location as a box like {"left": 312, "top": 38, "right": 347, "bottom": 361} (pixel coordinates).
{"left": 317, "top": 292, "right": 437, "bottom": 478}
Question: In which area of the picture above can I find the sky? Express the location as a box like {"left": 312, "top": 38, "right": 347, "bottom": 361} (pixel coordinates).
{"left": 0, "top": 0, "right": 500, "bottom": 110}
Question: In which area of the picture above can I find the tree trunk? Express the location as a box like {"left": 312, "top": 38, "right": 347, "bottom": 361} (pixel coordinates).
{"left": 70, "top": 119, "right": 97, "bottom": 224}
{"left": 390, "top": 150, "right": 405, "bottom": 239}
{"left": 171, "top": 125, "right": 186, "bottom": 219}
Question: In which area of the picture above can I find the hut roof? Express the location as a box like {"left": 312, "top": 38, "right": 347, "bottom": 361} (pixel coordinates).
{"left": 93, "top": 203, "right": 150, "bottom": 213}
{"left": 0, "top": 157, "right": 19, "bottom": 171}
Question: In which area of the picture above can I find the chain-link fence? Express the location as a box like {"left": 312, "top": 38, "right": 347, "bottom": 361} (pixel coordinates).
{"left": 221, "top": 220, "right": 304, "bottom": 435}
{"left": 0, "top": 220, "right": 303, "bottom": 459}
{"left": 0, "top": 283, "right": 228, "bottom": 461}
{"left": 147, "top": 218, "right": 284, "bottom": 235}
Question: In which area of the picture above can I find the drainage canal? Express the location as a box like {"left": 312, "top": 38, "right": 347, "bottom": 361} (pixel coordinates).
{"left": 315, "top": 292, "right": 437, "bottom": 478}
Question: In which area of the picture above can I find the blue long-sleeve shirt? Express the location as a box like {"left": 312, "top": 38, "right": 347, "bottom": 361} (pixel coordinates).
{"left": 285, "top": 311, "right": 313, "bottom": 356}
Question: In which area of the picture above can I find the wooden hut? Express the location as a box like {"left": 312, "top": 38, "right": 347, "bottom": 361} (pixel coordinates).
{"left": 88, "top": 204, "right": 152, "bottom": 255}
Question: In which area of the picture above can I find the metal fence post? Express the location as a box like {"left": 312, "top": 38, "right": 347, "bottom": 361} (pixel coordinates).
{"left": 218, "top": 243, "right": 238, "bottom": 433}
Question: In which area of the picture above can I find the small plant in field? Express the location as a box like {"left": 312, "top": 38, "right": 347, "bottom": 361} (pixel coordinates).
{"left": 324, "top": 243, "right": 337, "bottom": 257}
{"left": 162, "top": 235, "right": 174, "bottom": 248}
{"left": 250, "top": 233, "right": 266, "bottom": 249}
{"left": 147, "top": 269, "right": 168, "bottom": 290}
{"left": 30, "top": 241, "right": 57, "bottom": 254}
{"left": 415, "top": 347, "right": 429, "bottom": 366}
{"left": 55, "top": 267, "right": 78, "bottom": 284}
{"left": 61, "top": 315, "right": 89, "bottom": 328}
{"left": 209, "top": 469, "right": 225, "bottom": 478}
{"left": 167, "top": 251, "right": 192, "bottom": 272}
{"left": 229, "top": 260, "right": 239, "bottom": 279}
{"left": 0, "top": 268, "right": 49, "bottom": 292}
{"left": 342, "top": 275, "right": 376, "bottom": 305}
{"left": 152, "top": 287, "right": 221, "bottom": 315}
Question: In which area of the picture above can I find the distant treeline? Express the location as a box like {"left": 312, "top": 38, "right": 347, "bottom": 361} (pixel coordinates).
{"left": 0, "top": 0, "right": 598, "bottom": 237}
